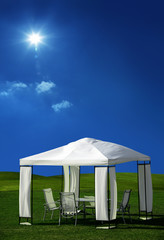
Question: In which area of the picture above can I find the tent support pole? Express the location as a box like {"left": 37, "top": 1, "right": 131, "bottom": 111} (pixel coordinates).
{"left": 79, "top": 166, "right": 80, "bottom": 198}
{"left": 19, "top": 166, "right": 21, "bottom": 224}
{"left": 137, "top": 161, "right": 140, "bottom": 219}
{"left": 149, "top": 161, "right": 153, "bottom": 219}
{"left": 144, "top": 161, "right": 148, "bottom": 220}
{"left": 31, "top": 166, "right": 33, "bottom": 225}
{"left": 108, "top": 166, "right": 109, "bottom": 228}
{"left": 61, "top": 166, "right": 64, "bottom": 192}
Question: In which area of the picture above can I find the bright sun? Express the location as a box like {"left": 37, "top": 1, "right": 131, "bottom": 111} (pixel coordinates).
{"left": 28, "top": 32, "right": 43, "bottom": 46}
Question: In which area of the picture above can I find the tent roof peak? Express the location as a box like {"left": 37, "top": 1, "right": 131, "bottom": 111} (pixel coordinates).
{"left": 20, "top": 137, "right": 150, "bottom": 166}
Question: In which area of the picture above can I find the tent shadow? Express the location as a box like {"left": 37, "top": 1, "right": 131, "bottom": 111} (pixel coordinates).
{"left": 116, "top": 214, "right": 164, "bottom": 229}
{"left": 33, "top": 214, "right": 164, "bottom": 229}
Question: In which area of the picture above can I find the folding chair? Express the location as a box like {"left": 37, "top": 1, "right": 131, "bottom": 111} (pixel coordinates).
{"left": 117, "top": 189, "right": 132, "bottom": 224}
{"left": 59, "top": 192, "right": 81, "bottom": 226}
{"left": 43, "top": 188, "right": 59, "bottom": 221}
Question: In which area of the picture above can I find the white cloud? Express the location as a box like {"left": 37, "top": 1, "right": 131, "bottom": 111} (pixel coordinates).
{"left": 36, "top": 81, "right": 56, "bottom": 94}
{"left": 0, "top": 81, "right": 73, "bottom": 114}
{"left": 52, "top": 100, "right": 72, "bottom": 112}
{"left": 0, "top": 91, "right": 9, "bottom": 96}
{"left": 11, "top": 82, "right": 27, "bottom": 89}
{"left": 0, "top": 81, "right": 28, "bottom": 97}
{"left": 0, "top": 81, "right": 56, "bottom": 97}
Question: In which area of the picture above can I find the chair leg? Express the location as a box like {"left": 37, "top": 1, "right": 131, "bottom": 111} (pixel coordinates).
{"left": 59, "top": 212, "right": 61, "bottom": 225}
{"left": 92, "top": 208, "right": 95, "bottom": 215}
{"left": 51, "top": 210, "right": 54, "bottom": 220}
{"left": 129, "top": 214, "right": 132, "bottom": 223}
{"left": 129, "top": 209, "right": 132, "bottom": 223}
{"left": 75, "top": 214, "right": 77, "bottom": 226}
{"left": 122, "top": 210, "right": 126, "bottom": 224}
{"left": 43, "top": 207, "right": 46, "bottom": 221}
{"left": 83, "top": 203, "right": 86, "bottom": 219}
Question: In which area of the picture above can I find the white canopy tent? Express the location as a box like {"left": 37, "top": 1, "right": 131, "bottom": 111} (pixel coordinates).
{"left": 19, "top": 138, "right": 153, "bottom": 225}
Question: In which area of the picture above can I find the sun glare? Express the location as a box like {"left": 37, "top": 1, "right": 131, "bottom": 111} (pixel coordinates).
{"left": 27, "top": 32, "right": 43, "bottom": 46}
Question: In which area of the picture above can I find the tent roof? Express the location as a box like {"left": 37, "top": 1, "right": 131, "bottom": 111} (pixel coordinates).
{"left": 20, "top": 138, "right": 150, "bottom": 166}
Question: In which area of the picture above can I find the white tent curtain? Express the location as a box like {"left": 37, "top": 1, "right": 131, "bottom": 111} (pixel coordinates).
{"left": 145, "top": 164, "right": 153, "bottom": 212}
{"left": 95, "top": 167, "right": 109, "bottom": 221}
{"left": 19, "top": 167, "right": 32, "bottom": 218}
{"left": 63, "top": 166, "right": 69, "bottom": 192}
{"left": 109, "top": 167, "right": 117, "bottom": 220}
{"left": 70, "top": 166, "right": 80, "bottom": 199}
{"left": 138, "top": 165, "right": 145, "bottom": 211}
{"left": 138, "top": 164, "right": 153, "bottom": 213}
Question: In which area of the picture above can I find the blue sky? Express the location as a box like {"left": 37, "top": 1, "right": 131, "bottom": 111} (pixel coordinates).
{"left": 0, "top": 0, "right": 163, "bottom": 176}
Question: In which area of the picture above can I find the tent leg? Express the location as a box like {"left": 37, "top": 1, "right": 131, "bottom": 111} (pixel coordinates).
{"left": 43, "top": 207, "right": 46, "bottom": 221}
{"left": 144, "top": 162, "right": 148, "bottom": 220}
{"left": 31, "top": 166, "right": 33, "bottom": 225}
{"left": 137, "top": 161, "right": 140, "bottom": 219}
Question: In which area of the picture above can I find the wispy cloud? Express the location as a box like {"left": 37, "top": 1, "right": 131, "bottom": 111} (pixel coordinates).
{"left": 0, "top": 91, "right": 9, "bottom": 97}
{"left": 0, "top": 81, "right": 28, "bottom": 96}
{"left": 52, "top": 100, "right": 72, "bottom": 112}
{"left": 0, "top": 81, "right": 56, "bottom": 97}
{"left": 11, "top": 82, "right": 27, "bottom": 89}
{"left": 36, "top": 81, "right": 56, "bottom": 94}
{"left": 0, "top": 81, "right": 73, "bottom": 114}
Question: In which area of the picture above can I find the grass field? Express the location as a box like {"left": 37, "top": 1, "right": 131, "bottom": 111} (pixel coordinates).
{"left": 0, "top": 172, "right": 164, "bottom": 240}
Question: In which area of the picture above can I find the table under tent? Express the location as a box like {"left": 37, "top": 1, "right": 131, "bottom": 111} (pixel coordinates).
{"left": 19, "top": 137, "right": 153, "bottom": 227}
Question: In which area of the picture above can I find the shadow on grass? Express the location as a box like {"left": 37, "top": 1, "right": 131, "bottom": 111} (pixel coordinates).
{"left": 33, "top": 214, "right": 164, "bottom": 231}
{"left": 34, "top": 216, "right": 97, "bottom": 226}
{"left": 115, "top": 214, "right": 164, "bottom": 230}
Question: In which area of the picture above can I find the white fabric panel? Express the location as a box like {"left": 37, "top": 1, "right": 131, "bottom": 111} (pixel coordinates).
{"left": 145, "top": 165, "right": 153, "bottom": 212}
{"left": 95, "top": 167, "right": 109, "bottom": 221}
{"left": 20, "top": 137, "right": 150, "bottom": 166}
{"left": 19, "top": 167, "right": 31, "bottom": 218}
{"left": 138, "top": 164, "right": 153, "bottom": 212}
{"left": 138, "top": 165, "right": 146, "bottom": 211}
{"left": 70, "top": 166, "right": 79, "bottom": 199}
{"left": 63, "top": 166, "right": 69, "bottom": 192}
{"left": 109, "top": 167, "right": 117, "bottom": 220}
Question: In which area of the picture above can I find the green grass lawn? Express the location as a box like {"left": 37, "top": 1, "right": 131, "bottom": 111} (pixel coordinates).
{"left": 0, "top": 172, "right": 164, "bottom": 240}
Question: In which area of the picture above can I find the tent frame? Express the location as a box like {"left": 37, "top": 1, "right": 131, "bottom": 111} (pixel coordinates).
{"left": 19, "top": 160, "right": 153, "bottom": 225}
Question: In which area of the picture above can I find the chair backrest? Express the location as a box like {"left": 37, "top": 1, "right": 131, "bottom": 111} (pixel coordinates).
{"left": 60, "top": 192, "right": 76, "bottom": 214}
{"left": 121, "top": 189, "right": 132, "bottom": 209}
{"left": 43, "top": 188, "right": 57, "bottom": 209}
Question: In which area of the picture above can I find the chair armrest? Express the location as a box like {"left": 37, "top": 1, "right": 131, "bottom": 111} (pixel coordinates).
{"left": 117, "top": 202, "right": 123, "bottom": 211}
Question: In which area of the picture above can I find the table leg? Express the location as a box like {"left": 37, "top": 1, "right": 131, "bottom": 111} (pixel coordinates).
{"left": 83, "top": 202, "right": 86, "bottom": 219}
